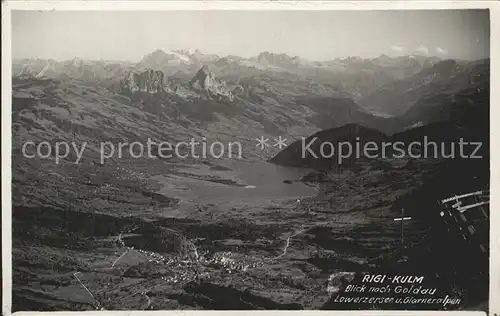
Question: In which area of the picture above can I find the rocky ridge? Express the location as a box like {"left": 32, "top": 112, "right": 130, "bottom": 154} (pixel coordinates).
{"left": 120, "top": 68, "right": 166, "bottom": 95}
{"left": 118, "top": 65, "right": 238, "bottom": 102}
{"left": 189, "top": 65, "right": 235, "bottom": 101}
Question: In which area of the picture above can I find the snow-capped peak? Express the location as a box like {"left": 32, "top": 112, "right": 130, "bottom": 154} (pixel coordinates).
{"left": 165, "top": 50, "right": 191, "bottom": 62}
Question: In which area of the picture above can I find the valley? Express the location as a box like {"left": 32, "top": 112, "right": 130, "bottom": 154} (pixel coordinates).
{"left": 11, "top": 48, "right": 490, "bottom": 312}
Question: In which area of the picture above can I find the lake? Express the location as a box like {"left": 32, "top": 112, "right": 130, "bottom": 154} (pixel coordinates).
{"left": 155, "top": 158, "right": 317, "bottom": 204}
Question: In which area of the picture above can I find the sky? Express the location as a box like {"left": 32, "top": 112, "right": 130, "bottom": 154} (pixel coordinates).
{"left": 12, "top": 10, "right": 490, "bottom": 62}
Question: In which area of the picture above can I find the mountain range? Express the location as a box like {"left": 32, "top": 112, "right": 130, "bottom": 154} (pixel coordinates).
{"left": 12, "top": 49, "right": 490, "bottom": 160}
{"left": 13, "top": 49, "right": 443, "bottom": 100}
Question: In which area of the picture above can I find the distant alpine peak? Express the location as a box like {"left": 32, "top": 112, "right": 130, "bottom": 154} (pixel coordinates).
{"left": 70, "top": 57, "right": 91, "bottom": 67}
{"left": 136, "top": 48, "right": 221, "bottom": 68}
{"left": 140, "top": 49, "right": 176, "bottom": 61}
{"left": 173, "top": 48, "right": 201, "bottom": 56}
{"left": 147, "top": 48, "right": 204, "bottom": 56}
{"left": 258, "top": 51, "right": 294, "bottom": 61}
{"left": 148, "top": 49, "right": 169, "bottom": 56}
{"left": 136, "top": 49, "right": 191, "bottom": 68}
{"left": 375, "top": 54, "right": 392, "bottom": 61}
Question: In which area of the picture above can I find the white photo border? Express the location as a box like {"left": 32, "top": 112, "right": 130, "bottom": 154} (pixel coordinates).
{"left": 2, "top": 1, "right": 499, "bottom": 316}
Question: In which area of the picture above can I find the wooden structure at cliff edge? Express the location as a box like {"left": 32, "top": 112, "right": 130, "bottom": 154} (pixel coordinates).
{"left": 437, "top": 189, "right": 489, "bottom": 254}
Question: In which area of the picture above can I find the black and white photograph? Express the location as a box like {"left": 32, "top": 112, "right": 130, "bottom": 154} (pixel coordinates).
{"left": 4, "top": 4, "right": 495, "bottom": 314}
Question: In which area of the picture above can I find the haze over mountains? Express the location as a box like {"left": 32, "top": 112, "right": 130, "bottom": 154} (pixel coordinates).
{"left": 13, "top": 48, "right": 489, "bottom": 134}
